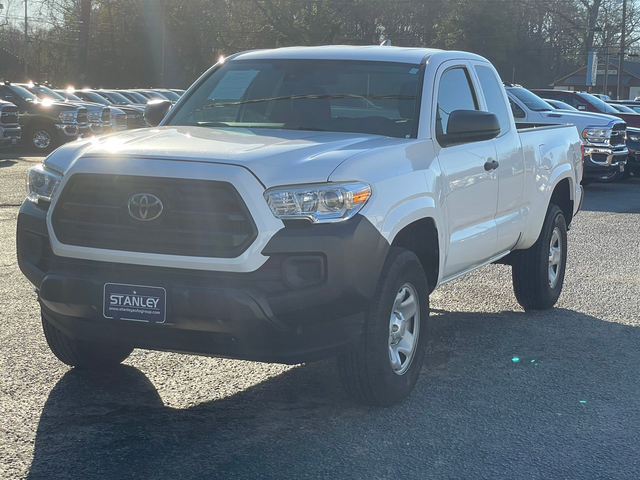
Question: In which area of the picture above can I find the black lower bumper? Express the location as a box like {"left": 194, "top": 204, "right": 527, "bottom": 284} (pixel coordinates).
{"left": 17, "top": 201, "right": 389, "bottom": 364}
{"left": 582, "top": 152, "right": 627, "bottom": 180}
{"left": 627, "top": 151, "right": 640, "bottom": 174}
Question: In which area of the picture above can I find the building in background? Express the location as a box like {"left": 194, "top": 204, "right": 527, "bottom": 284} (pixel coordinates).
{"left": 551, "top": 58, "right": 640, "bottom": 100}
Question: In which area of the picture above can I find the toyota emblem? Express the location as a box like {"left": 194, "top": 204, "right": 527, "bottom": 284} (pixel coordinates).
{"left": 127, "top": 193, "right": 163, "bottom": 221}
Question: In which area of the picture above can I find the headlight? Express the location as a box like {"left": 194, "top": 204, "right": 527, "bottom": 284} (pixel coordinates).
{"left": 582, "top": 127, "right": 611, "bottom": 144}
{"left": 26, "top": 164, "right": 62, "bottom": 203}
{"left": 59, "top": 111, "right": 75, "bottom": 123}
{"left": 264, "top": 182, "right": 371, "bottom": 223}
{"left": 629, "top": 134, "right": 640, "bottom": 142}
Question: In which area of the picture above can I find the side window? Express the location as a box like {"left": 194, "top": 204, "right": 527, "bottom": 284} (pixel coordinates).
{"left": 509, "top": 99, "right": 526, "bottom": 119}
{"left": 475, "top": 66, "right": 511, "bottom": 134}
{"left": 437, "top": 67, "right": 478, "bottom": 137}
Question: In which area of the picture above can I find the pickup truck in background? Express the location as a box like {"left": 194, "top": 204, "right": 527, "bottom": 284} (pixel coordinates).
{"left": 506, "top": 86, "right": 627, "bottom": 184}
{"left": 17, "top": 46, "right": 583, "bottom": 406}
{"left": 0, "top": 82, "right": 89, "bottom": 152}
{"left": 0, "top": 99, "right": 21, "bottom": 148}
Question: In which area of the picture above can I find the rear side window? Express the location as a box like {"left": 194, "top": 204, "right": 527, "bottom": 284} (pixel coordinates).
{"left": 475, "top": 66, "right": 511, "bottom": 135}
{"left": 436, "top": 67, "right": 478, "bottom": 136}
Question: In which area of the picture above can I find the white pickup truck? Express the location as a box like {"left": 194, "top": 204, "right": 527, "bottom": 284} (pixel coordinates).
{"left": 505, "top": 85, "right": 627, "bottom": 184}
{"left": 17, "top": 46, "right": 583, "bottom": 406}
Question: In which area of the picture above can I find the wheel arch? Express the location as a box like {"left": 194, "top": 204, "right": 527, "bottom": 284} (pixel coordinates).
{"left": 390, "top": 217, "right": 440, "bottom": 293}
{"left": 549, "top": 177, "right": 573, "bottom": 226}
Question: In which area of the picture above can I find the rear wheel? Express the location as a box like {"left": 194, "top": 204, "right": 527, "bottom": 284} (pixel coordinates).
{"left": 338, "top": 247, "right": 429, "bottom": 406}
{"left": 42, "top": 314, "right": 133, "bottom": 369}
{"left": 511, "top": 204, "right": 568, "bottom": 310}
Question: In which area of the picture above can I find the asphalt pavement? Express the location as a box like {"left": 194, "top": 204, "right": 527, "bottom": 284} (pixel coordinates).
{"left": 1, "top": 152, "right": 640, "bottom": 479}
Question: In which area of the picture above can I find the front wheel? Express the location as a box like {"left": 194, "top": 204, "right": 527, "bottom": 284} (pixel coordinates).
{"left": 338, "top": 247, "right": 429, "bottom": 406}
{"left": 42, "top": 314, "right": 133, "bottom": 369}
{"left": 511, "top": 204, "right": 568, "bottom": 310}
{"left": 27, "top": 124, "right": 59, "bottom": 153}
{"left": 597, "top": 169, "right": 623, "bottom": 183}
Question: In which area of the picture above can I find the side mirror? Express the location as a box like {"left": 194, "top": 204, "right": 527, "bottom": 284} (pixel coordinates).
{"left": 438, "top": 110, "right": 500, "bottom": 147}
{"left": 144, "top": 99, "right": 172, "bottom": 127}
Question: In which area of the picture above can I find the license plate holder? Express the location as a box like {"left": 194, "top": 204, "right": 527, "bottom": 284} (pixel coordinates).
{"left": 104, "top": 283, "right": 166, "bottom": 324}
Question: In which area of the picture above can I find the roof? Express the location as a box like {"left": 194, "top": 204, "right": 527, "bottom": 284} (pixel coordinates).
{"left": 560, "top": 74, "right": 633, "bottom": 86}
{"left": 231, "top": 45, "right": 484, "bottom": 65}
{"left": 552, "top": 58, "right": 640, "bottom": 86}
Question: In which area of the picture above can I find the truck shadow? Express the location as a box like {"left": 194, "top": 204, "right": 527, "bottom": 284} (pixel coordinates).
{"left": 581, "top": 176, "right": 640, "bottom": 213}
{"left": 28, "top": 308, "right": 640, "bottom": 479}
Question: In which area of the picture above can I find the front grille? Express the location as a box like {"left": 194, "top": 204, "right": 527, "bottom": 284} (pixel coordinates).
{"left": 115, "top": 114, "right": 127, "bottom": 127}
{"left": 611, "top": 123, "right": 626, "bottom": 148}
{"left": 52, "top": 174, "right": 258, "bottom": 258}
{"left": 101, "top": 108, "right": 111, "bottom": 123}
{"left": 76, "top": 108, "right": 88, "bottom": 125}
{"left": 126, "top": 114, "right": 147, "bottom": 129}
{"left": 0, "top": 106, "right": 19, "bottom": 127}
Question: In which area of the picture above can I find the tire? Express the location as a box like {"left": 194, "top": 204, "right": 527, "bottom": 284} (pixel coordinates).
{"left": 597, "top": 169, "right": 622, "bottom": 183}
{"left": 338, "top": 247, "right": 429, "bottom": 406}
{"left": 27, "top": 124, "right": 59, "bottom": 153}
{"left": 511, "top": 204, "right": 568, "bottom": 310}
{"left": 42, "top": 314, "right": 133, "bottom": 369}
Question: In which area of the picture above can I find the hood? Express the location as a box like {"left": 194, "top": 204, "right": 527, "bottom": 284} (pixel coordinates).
{"left": 541, "top": 110, "right": 622, "bottom": 125}
{"left": 44, "top": 126, "right": 406, "bottom": 187}
{"left": 27, "top": 99, "right": 81, "bottom": 113}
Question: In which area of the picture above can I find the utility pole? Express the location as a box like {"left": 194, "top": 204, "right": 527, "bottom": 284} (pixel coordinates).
{"left": 160, "top": 0, "right": 165, "bottom": 87}
{"left": 603, "top": 24, "right": 610, "bottom": 96}
{"left": 617, "top": 0, "right": 627, "bottom": 99}
{"left": 23, "top": 0, "right": 27, "bottom": 79}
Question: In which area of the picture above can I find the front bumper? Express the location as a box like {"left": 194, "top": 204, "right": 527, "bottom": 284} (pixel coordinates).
{"left": 56, "top": 123, "right": 90, "bottom": 139}
{"left": 17, "top": 201, "right": 389, "bottom": 364}
{"left": 627, "top": 150, "right": 640, "bottom": 174}
{"left": 0, "top": 126, "right": 21, "bottom": 146}
{"left": 583, "top": 145, "right": 628, "bottom": 180}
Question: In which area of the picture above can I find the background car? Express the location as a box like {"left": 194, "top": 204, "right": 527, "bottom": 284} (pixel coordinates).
{"left": 543, "top": 99, "right": 579, "bottom": 111}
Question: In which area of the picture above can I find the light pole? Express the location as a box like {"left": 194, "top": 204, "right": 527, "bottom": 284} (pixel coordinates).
{"left": 23, "top": 0, "right": 27, "bottom": 79}
{"left": 617, "top": 0, "right": 627, "bottom": 99}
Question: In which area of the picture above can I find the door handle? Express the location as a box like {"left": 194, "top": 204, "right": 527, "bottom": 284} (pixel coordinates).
{"left": 484, "top": 159, "right": 499, "bottom": 171}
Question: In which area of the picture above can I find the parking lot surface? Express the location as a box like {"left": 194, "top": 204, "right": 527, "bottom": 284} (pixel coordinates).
{"left": 1, "top": 152, "right": 640, "bottom": 479}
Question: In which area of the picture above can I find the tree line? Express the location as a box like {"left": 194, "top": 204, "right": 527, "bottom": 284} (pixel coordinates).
{"left": 0, "top": 0, "right": 639, "bottom": 89}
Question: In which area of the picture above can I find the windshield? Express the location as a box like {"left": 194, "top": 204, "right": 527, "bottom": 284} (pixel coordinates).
{"left": 104, "top": 91, "right": 133, "bottom": 104}
{"left": 508, "top": 87, "right": 552, "bottom": 112}
{"left": 546, "top": 99, "right": 578, "bottom": 111}
{"left": 32, "top": 86, "right": 66, "bottom": 101}
{"left": 7, "top": 85, "right": 38, "bottom": 102}
{"left": 123, "top": 91, "right": 148, "bottom": 103}
{"left": 576, "top": 92, "right": 619, "bottom": 114}
{"left": 168, "top": 59, "right": 421, "bottom": 138}
{"left": 79, "top": 91, "right": 112, "bottom": 105}
{"left": 157, "top": 90, "right": 181, "bottom": 101}
{"left": 138, "top": 90, "right": 166, "bottom": 100}
{"left": 60, "top": 92, "right": 83, "bottom": 101}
